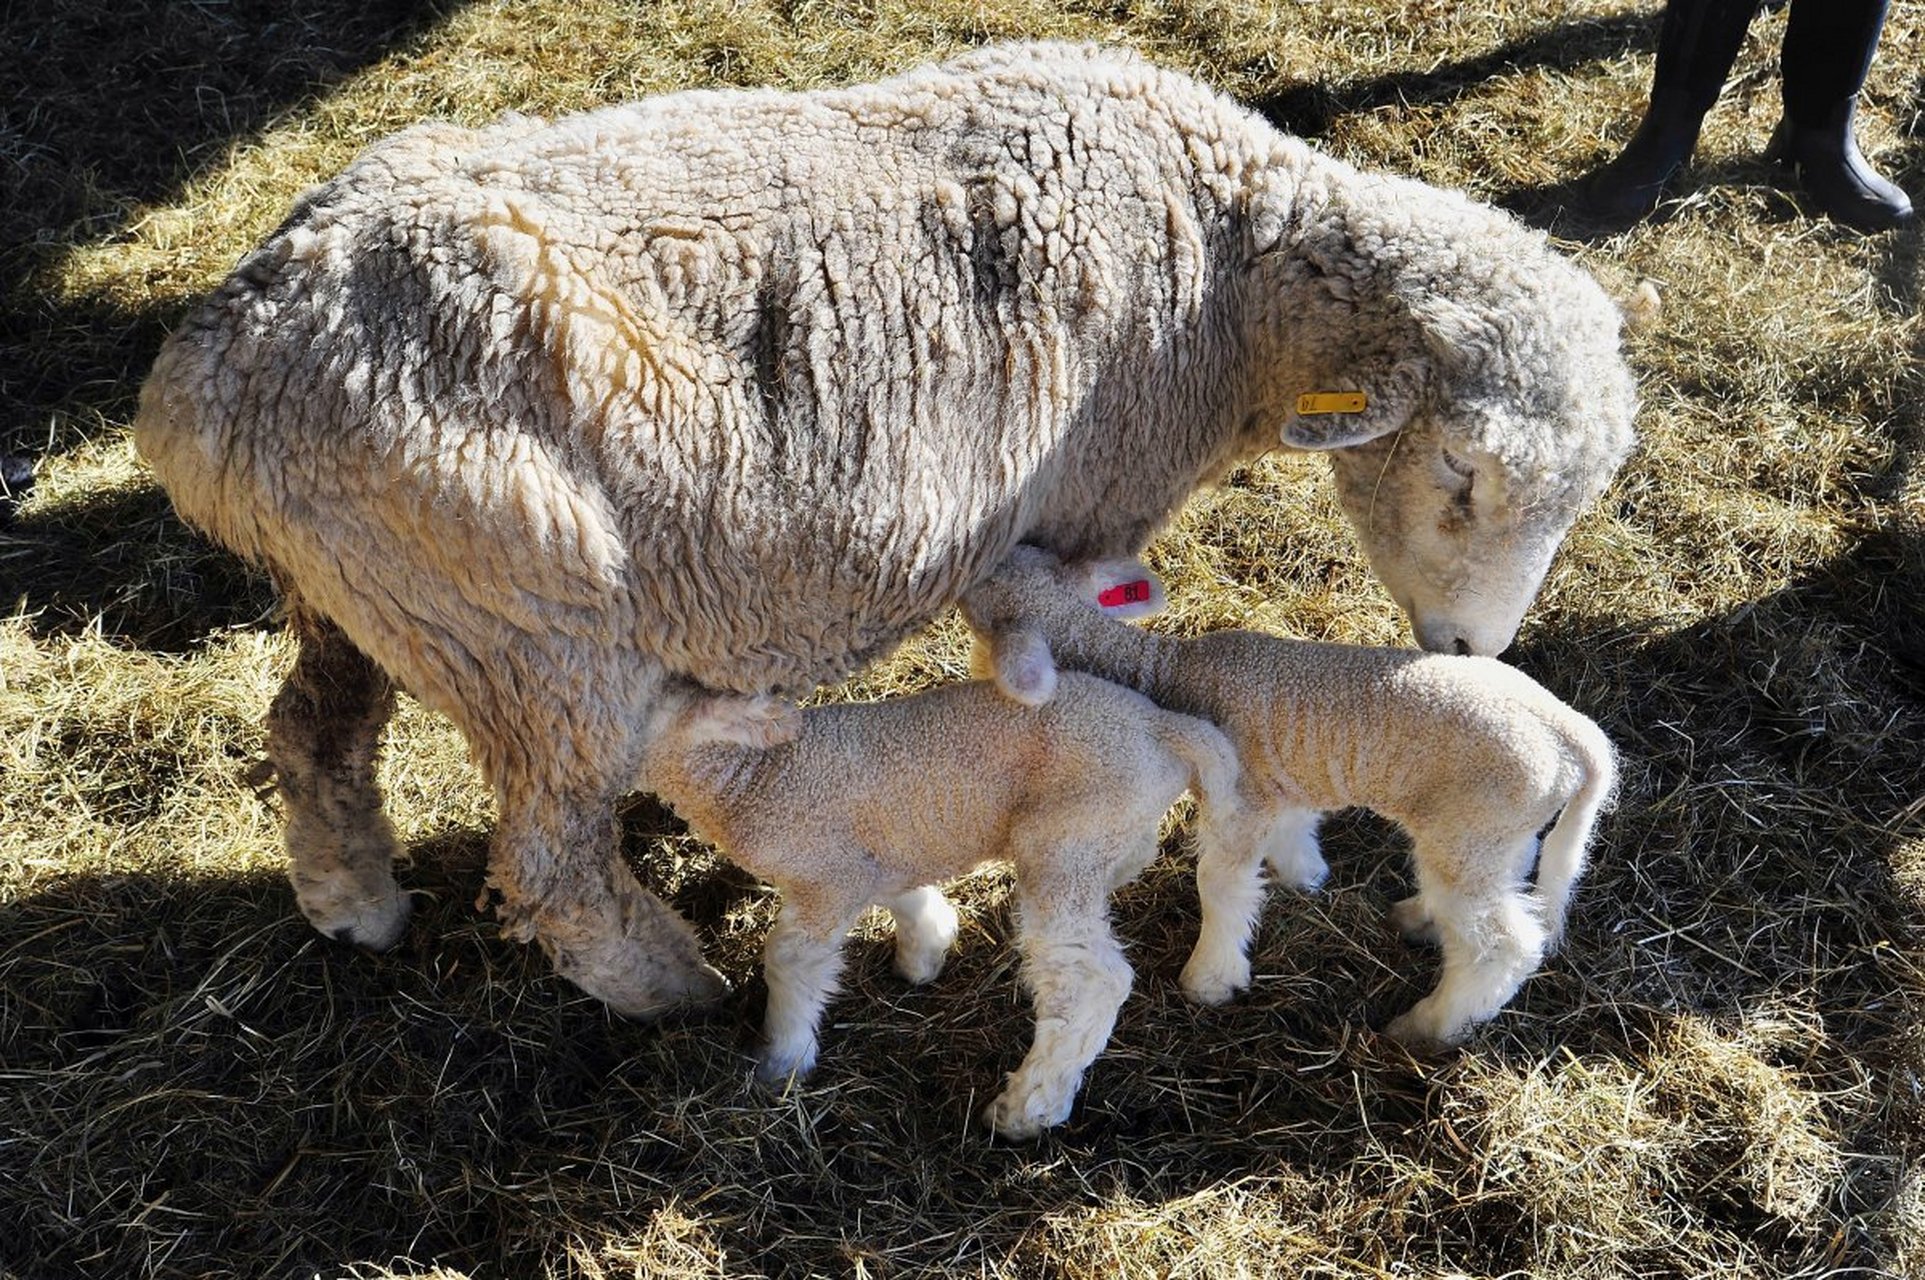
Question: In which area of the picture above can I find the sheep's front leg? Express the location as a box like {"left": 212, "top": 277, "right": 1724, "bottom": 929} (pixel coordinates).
{"left": 985, "top": 870, "right": 1133, "bottom": 1140}
{"left": 758, "top": 889, "right": 866, "bottom": 1083}
{"left": 267, "top": 606, "right": 409, "bottom": 951}
{"left": 489, "top": 787, "right": 729, "bottom": 1018}
{"left": 885, "top": 885, "right": 960, "bottom": 985}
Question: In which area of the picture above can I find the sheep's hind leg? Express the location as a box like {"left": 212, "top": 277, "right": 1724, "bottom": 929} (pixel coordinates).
{"left": 985, "top": 861, "right": 1134, "bottom": 1140}
{"left": 758, "top": 889, "right": 866, "bottom": 1083}
{"left": 886, "top": 885, "right": 959, "bottom": 985}
{"left": 267, "top": 606, "right": 409, "bottom": 951}
{"left": 489, "top": 785, "right": 729, "bottom": 1018}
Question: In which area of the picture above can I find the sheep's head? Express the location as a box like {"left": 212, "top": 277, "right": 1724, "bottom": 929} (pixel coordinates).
{"left": 959, "top": 546, "right": 1166, "bottom": 705}
{"left": 1281, "top": 270, "right": 1640, "bottom": 656}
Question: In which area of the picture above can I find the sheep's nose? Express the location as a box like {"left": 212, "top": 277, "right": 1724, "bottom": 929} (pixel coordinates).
{"left": 1452, "top": 637, "right": 1471, "bottom": 656}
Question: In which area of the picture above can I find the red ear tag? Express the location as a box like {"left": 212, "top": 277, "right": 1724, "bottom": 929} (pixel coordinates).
{"left": 1097, "top": 580, "right": 1153, "bottom": 609}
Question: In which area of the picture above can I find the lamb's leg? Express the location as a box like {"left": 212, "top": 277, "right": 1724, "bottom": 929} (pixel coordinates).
{"left": 885, "top": 885, "right": 960, "bottom": 985}
{"left": 266, "top": 606, "right": 409, "bottom": 951}
{"left": 489, "top": 786, "right": 729, "bottom": 1018}
{"left": 984, "top": 869, "right": 1133, "bottom": 1140}
{"left": 1389, "top": 894, "right": 1442, "bottom": 946}
{"left": 1180, "top": 806, "right": 1296, "bottom": 1005}
{"left": 1383, "top": 836, "right": 1548, "bottom": 1048}
{"left": 758, "top": 888, "right": 866, "bottom": 1083}
{"left": 1260, "top": 809, "right": 1328, "bottom": 891}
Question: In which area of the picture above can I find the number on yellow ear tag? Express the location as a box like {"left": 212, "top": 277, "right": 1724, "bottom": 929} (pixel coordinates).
{"left": 1296, "top": 391, "right": 1368, "bottom": 415}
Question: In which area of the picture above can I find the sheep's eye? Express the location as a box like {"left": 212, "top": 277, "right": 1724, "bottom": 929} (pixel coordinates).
{"left": 1439, "top": 446, "right": 1476, "bottom": 481}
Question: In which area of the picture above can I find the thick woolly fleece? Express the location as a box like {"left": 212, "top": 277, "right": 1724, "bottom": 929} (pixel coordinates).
{"left": 642, "top": 675, "right": 1238, "bottom": 1139}
{"left": 961, "top": 547, "right": 1619, "bottom": 1047}
{"left": 133, "top": 41, "right": 1637, "bottom": 1013}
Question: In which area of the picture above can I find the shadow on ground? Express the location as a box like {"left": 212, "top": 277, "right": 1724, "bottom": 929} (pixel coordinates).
{"left": 0, "top": 0, "right": 468, "bottom": 457}
{"left": 4, "top": 518, "right": 1922, "bottom": 1276}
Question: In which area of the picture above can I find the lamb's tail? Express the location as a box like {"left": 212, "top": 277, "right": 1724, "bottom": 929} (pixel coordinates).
{"left": 1535, "top": 715, "right": 1618, "bottom": 950}
{"left": 1152, "top": 709, "right": 1241, "bottom": 823}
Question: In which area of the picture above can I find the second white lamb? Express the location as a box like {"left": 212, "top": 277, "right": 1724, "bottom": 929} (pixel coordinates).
{"left": 960, "top": 546, "right": 1617, "bottom": 1048}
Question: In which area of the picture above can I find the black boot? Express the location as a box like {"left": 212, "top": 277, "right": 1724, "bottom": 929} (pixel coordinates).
{"left": 1576, "top": 86, "right": 1710, "bottom": 222}
{"left": 0, "top": 455, "right": 32, "bottom": 529}
{"left": 1571, "top": 0, "right": 1761, "bottom": 225}
{"left": 1765, "top": 97, "right": 1915, "bottom": 232}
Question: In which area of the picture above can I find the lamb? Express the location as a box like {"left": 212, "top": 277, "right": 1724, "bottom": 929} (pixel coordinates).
{"left": 959, "top": 546, "right": 1618, "bottom": 1047}
{"left": 638, "top": 675, "right": 1238, "bottom": 1140}
{"left": 132, "top": 41, "right": 1639, "bottom": 1015}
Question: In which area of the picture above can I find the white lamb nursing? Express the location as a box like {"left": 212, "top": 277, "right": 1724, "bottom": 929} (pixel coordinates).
{"left": 639, "top": 676, "right": 1237, "bottom": 1139}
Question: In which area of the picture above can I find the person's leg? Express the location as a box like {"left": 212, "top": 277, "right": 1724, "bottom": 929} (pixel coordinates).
{"left": 1579, "top": 0, "right": 1761, "bottom": 222}
{"left": 1768, "top": 0, "right": 1912, "bottom": 231}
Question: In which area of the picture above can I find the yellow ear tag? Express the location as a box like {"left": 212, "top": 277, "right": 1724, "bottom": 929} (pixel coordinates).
{"left": 1297, "top": 391, "right": 1368, "bottom": 415}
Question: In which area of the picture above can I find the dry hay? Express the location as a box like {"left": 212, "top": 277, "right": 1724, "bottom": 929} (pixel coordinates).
{"left": 3, "top": 0, "right": 1923, "bottom": 1276}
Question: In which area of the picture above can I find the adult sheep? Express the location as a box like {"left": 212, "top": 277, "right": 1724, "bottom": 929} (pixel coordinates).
{"left": 134, "top": 41, "right": 1639, "bottom": 1016}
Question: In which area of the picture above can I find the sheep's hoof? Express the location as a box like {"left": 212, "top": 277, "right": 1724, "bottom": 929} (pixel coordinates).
{"left": 1178, "top": 954, "right": 1250, "bottom": 1007}
{"left": 1389, "top": 895, "right": 1442, "bottom": 947}
{"left": 293, "top": 877, "right": 411, "bottom": 953}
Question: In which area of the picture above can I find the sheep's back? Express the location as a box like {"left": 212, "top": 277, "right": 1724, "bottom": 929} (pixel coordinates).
{"left": 135, "top": 45, "right": 1266, "bottom": 705}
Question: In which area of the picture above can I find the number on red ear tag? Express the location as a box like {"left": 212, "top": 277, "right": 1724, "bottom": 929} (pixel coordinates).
{"left": 1097, "top": 580, "right": 1153, "bottom": 609}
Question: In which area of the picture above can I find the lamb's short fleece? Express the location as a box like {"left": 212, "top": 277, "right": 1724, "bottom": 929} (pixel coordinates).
{"left": 641, "top": 675, "right": 1236, "bottom": 1139}
{"left": 960, "top": 547, "right": 1618, "bottom": 1047}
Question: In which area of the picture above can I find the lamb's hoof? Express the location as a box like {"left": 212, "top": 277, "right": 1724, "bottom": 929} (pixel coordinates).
{"left": 893, "top": 901, "right": 960, "bottom": 986}
{"left": 1381, "top": 1007, "right": 1469, "bottom": 1052}
{"left": 894, "top": 943, "right": 950, "bottom": 987}
{"left": 981, "top": 1086, "right": 1071, "bottom": 1140}
{"left": 1389, "top": 895, "right": 1441, "bottom": 947}
{"left": 1267, "top": 848, "right": 1329, "bottom": 893}
{"left": 293, "top": 875, "right": 411, "bottom": 952}
{"left": 756, "top": 1041, "right": 819, "bottom": 1086}
{"left": 1178, "top": 955, "right": 1250, "bottom": 1007}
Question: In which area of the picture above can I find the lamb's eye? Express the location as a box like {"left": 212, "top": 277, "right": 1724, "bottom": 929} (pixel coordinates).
{"left": 1439, "top": 446, "right": 1476, "bottom": 484}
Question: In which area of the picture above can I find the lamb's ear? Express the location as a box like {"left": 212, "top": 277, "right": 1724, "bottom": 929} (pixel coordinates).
{"left": 685, "top": 694, "right": 803, "bottom": 748}
{"left": 1616, "top": 279, "right": 1662, "bottom": 335}
{"left": 1281, "top": 356, "right": 1428, "bottom": 451}
{"left": 1081, "top": 559, "right": 1168, "bottom": 621}
{"left": 988, "top": 625, "right": 1059, "bottom": 707}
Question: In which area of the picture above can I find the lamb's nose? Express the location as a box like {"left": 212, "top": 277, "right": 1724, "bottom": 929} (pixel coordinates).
{"left": 1452, "top": 638, "right": 1471, "bottom": 656}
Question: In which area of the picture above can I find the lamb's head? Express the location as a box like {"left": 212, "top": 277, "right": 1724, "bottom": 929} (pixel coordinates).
{"left": 1281, "top": 267, "right": 1640, "bottom": 656}
{"left": 958, "top": 545, "right": 1165, "bottom": 705}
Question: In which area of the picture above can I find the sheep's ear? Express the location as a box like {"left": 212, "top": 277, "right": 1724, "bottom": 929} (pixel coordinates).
{"left": 1281, "top": 357, "right": 1427, "bottom": 451}
{"left": 990, "top": 626, "right": 1059, "bottom": 707}
{"left": 1081, "top": 559, "right": 1167, "bottom": 620}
